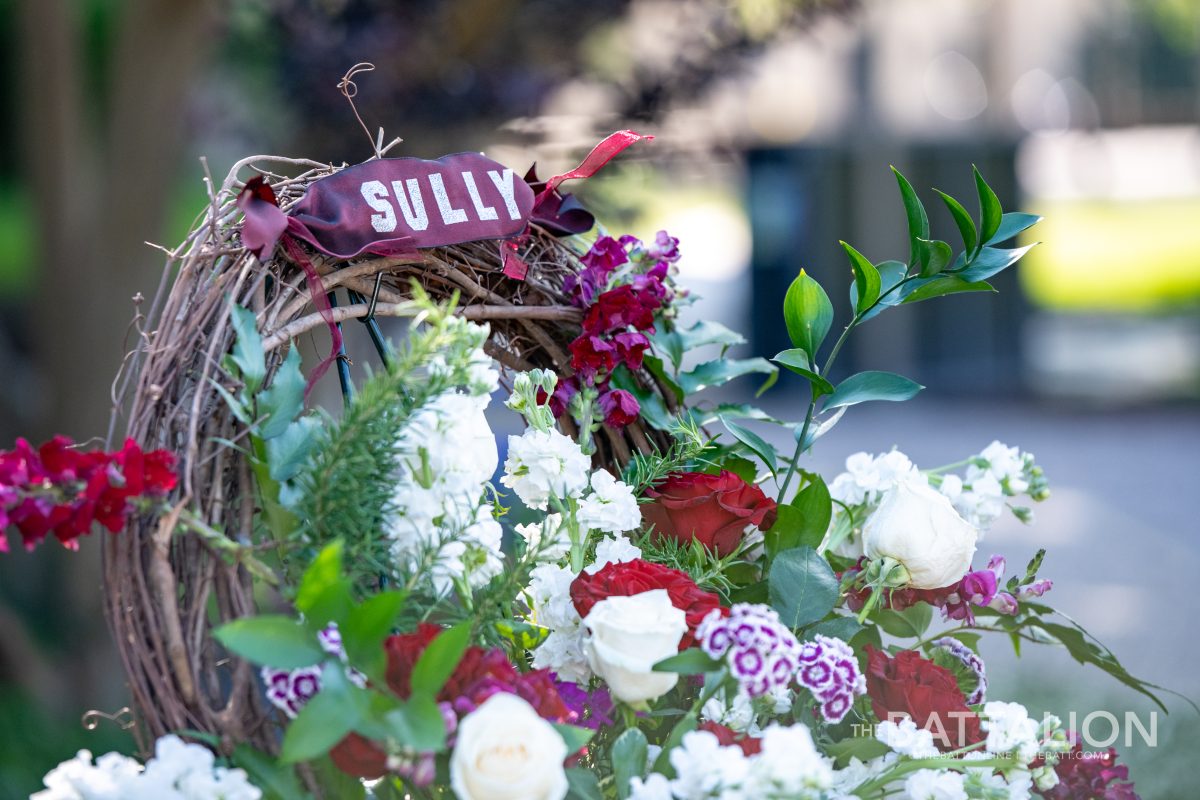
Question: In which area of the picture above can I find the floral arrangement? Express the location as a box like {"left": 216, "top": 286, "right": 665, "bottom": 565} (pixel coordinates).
{"left": 21, "top": 163, "right": 1179, "bottom": 800}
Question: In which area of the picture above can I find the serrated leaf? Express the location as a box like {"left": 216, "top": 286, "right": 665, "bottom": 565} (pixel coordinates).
{"left": 892, "top": 167, "right": 930, "bottom": 269}
{"left": 824, "top": 371, "right": 923, "bottom": 409}
{"left": 900, "top": 275, "right": 994, "bottom": 304}
{"left": 613, "top": 728, "right": 649, "bottom": 800}
{"left": 973, "top": 166, "right": 1003, "bottom": 245}
{"left": 768, "top": 547, "right": 839, "bottom": 629}
{"left": 840, "top": 241, "right": 881, "bottom": 314}
{"left": 677, "top": 319, "right": 746, "bottom": 351}
{"left": 916, "top": 238, "right": 953, "bottom": 278}
{"left": 783, "top": 270, "right": 833, "bottom": 362}
{"left": 935, "top": 189, "right": 978, "bottom": 254}
{"left": 985, "top": 211, "right": 1041, "bottom": 246}
{"left": 721, "top": 418, "right": 777, "bottom": 477}
{"left": 229, "top": 304, "right": 266, "bottom": 392}
{"left": 410, "top": 622, "right": 471, "bottom": 697}
{"left": 772, "top": 349, "right": 835, "bottom": 396}
{"left": 214, "top": 616, "right": 324, "bottom": 669}
{"left": 258, "top": 346, "right": 306, "bottom": 439}
{"left": 266, "top": 416, "right": 321, "bottom": 482}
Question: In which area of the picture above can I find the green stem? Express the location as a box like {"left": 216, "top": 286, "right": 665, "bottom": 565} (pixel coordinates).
{"left": 852, "top": 743, "right": 1012, "bottom": 797}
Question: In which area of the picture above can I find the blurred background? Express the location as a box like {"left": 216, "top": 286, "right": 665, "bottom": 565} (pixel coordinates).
{"left": 1, "top": 0, "right": 1198, "bottom": 796}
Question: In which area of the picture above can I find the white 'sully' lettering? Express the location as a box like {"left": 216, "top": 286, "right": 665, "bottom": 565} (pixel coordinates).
{"left": 360, "top": 180, "right": 397, "bottom": 233}
{"left": 391, "top": 178, "right": 429, "bottom": 231}
{"left": 429, "top": 173, "right": 468, "bottom": 225}
{"left": 487, "top": 169, "right": 522, "bottom": 220}
{"left": 462, "top": 171, "right": 499, "bottom": 221}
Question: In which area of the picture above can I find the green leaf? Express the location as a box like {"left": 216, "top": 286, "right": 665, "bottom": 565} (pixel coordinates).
{"left": 721, "top": 418, "right": 777, "bottom": 477}
{"left": 840, "top": 241, "right": 881, "bottom": 315}
{"left": 973, "top": 166, "right": 1002, "bottom": 245}
{"left": 825, "top": 736, "right": 890, "bottom": 768}
{"left": 553, "top": 723, "right": 595, "bottom": 755}
{"left": 892, "top": 167, "right": 930, "bottom": 269}
{"left": 342, "top": 591, "right": 406, "bottom": 680}
{"left": 851, "top": 260, "right": 908, "bottom": 323}
{"left": 653, "top": 648, "right": 722, "bottom": 674}
{"left": 916, "top": 238, "right": 953, "bottom": 278}
{"left": 280, "top": 665, "right": 358, "bottom": 763}
{"left": 824, "top": 371, "right": 923, "bottom": 409}
{"left": 410, "top": 622, "right": 471, "bottom": 697}
{"left": 900, "top": 276, "right": 994, "bottom": 304}
{"left": 782, "top": 270, "right": 833, "bottom": 362}
{"left": 231, "top": 744, "right": 310, "bottom": 800}
{"left": 643, "top": 355, "right": 684, "bottom": 402}
{"left": 935, "top": 189, "right": 978, "bottom": 254}
{"left": 229, "top": 303, "right": 266, "bottom": 393}
{"left": 805, "top": 615, "right": 863, "bottom": 642}
{"left": 258, "top": 346, "right": 306, "bottom": 439}
{"left": 266, "top": 416, "right": 322, "bottom": 482}
{"left": 956, "top": 244, "right": 1036, "bottom": 283}
{"left": 613, "top": 728, "right": 649, "bottom": 800}
{"left": 677, "top": 357, "right": 778, "bottom": 396}
{"left": 985, "top": 212, "right": 1041, "bottom": 246}
{"left": 876, "top": 604, "right": 934, "bottom": 639}
{"left": 768, "top": 547, "right": 839, "bottom": 629}
{"left": 771, "top": 349, "right": 834, "bottom": 396}
{"left": 653, "top": 714, "right": 698, "bottom": 776}
{"left": 214, "top": 616, "right": 325, "bottom": 669}
{"left": 565, "top": 767, "right": 604, "bottom": 800}
{"left": 308, "top": 757, "right": 367, "bottom": 800}
{"left": 295, "top": 542, "right": 353, "bottom": 631}
{"left": 718, "top": 456, "right": 758, "bottom": 484}
{"left": 495, "top": 618, "right": 549, "bottom": 650}
{"left": 791, "top": 473, "right": 832, "bottom": 544}
{"left": 648, "top": 328, "right": 685, "bottom": 371}
{"left": 677, "top": 319, "right": 746, "bottom": 352}
{"left": 381, "top": 693, "right": 448, "bottom": 752}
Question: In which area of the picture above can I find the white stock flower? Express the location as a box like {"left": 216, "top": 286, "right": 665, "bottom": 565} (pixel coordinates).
{"left": 904, "top": 768, "right": 967, "bottom": 800}
{"left": 527, "top": 564, "right": 589, "bottom": 682}
{"left": 963, "top": 753, "right": 1034, "bottom": 800}
{"left": 583, "top": 590, "right": 687, "bottom": 704}
{"left": 876, "top": 718, "right": 939, "bottom": 759}
{"left": 586, "top": 536, "right": 642, "bottom": 574}
{"left": 34, "top": 736, "right": 261, "bottom": 800}
{"left": 516, "top": 514, "right": 571, "bottom": 561}
{"left": 747, "top": 723, "right": 833, "bottom": 797}
{"left": 981, "top": 701, "right": 1041, "bottom": 764}
{"left": 830, "top": 450, "right": 922, "bottom": 507}
{"left": 668, "top": 730, "right": 750, "bottom": 799}
{"left": 863, "top": 477, "right": 978, "bottom": 589}
{"left": 627, "top": 773, "right": 674, "bottom": 800}
{"left": 831, "top": 754, "right": 898, "bottom": 799}
{"left": 578, "top": 470, "right": 642, "bottom": 534}
{"left": 450, "top": 693, "right": 568, "bottom": 800}
{"left": 976, "top": 441, "right": 1029, "bottom": 494}
{"left": 702, "top": 687, "right": 756, "bottom": 733}
{"left": 532, "top": 628, "right": 591, "bottom": 684}
{"left": 398, "top": 391, "right": 498, "bottom": 485}
{"left": 501, "top": 428, "right": 590, "bottom": 509}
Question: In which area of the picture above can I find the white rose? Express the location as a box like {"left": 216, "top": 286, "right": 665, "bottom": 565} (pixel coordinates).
{"left": 583, "top": 590, "right": 687, "bottom": 705}
{"left": 449, "top": 693, "right": 569, "bottom": 800}
{"left": 863, "top": 478, "right": 978, "bottom": 589}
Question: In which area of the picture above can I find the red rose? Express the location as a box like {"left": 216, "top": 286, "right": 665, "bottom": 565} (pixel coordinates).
{"left": 864, "top": 646, "right": 982, "bottom": 751}
{"left": 570, "top": 558, "right": 722, "bottom": 649}
{"left": 383, "top": 623, "right": 442, "bottom": 698}
{"left": 642, "top": 470, "right": 778, "bottom": 558}
{"left": 329, "top": 733, "right": 389, "bottom": 779}
{"left": 699, "top": 721, "right": 762, "bottom": 756}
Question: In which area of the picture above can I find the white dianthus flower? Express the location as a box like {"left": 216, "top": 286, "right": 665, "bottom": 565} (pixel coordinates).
{"left": 747, "top": 724, "right": 833, "bottom": 797}
{"left": 501, "top": 428, "right": 590, "bottom": 509}
{"left": 904, "top": 768, "right": 967, "bottom": 800}
{"left": 515, "top": 514, "right": 571, "bottom": 561}
{"left": 668, "top": 730, "right": 750, "bottom": 799}
{"left": 876, "top": 717, "right": 940, "bottom": 759}
{"left": 627, "top": 773, "right": 674, "bottom": 800}
{"left": 531, "top": 628, "right": 590, "bottom": 684}
{"left": 585, "top": 536, "right": 642, "bottom": 574}
{"left": 578, "top": 470, "right": 642, "bottom": 534}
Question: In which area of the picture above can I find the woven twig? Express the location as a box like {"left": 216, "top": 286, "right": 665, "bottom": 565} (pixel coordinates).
{"left": 102, "top": 156, "right": 672, "bottom": 755}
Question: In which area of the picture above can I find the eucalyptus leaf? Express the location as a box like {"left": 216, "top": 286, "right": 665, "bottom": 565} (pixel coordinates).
{"left": 973, "top": 166, "right": 1003, "bottom": 245}
{"left": 840, "top": 241, "right": 881, "bottom": 314}
{"left": 258, "top": 346, "right": 305, "bottom": 439}
{"left": 266, "top": 416, "right": 322, "bottom": 482}
{"left": 824, "top": 371, "right": 923, "bottom": 409}
{"left": 214, "top": 616, "right": 325, "bottom": 669}
{"left": 772, "top": 349, "right": 835, "bottom": 396}
{"left": 783, "top": 270, "right": 833, "bottom": 362}
{"left": 935, "top": 189, "right": 978, "bottom": 254}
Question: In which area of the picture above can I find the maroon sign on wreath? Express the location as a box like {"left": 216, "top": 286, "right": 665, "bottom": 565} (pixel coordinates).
{"left": 286, "top": 152, "right": 536, "bottom": 259}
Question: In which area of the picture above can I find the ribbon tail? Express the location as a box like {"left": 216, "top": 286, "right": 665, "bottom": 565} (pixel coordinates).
{"left": 534, "top": 130, "right": 653, "bottom": 207}
{"left": 280, "top": 234, "right": 342, "bottom": 399}
{"left": 500, "top": 239, "right": 529, "bottom": 281}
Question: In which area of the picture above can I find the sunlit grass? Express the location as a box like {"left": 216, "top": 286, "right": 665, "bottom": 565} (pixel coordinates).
{"left": 1021, "top": 198, "right": 1200, "bottom": 312}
